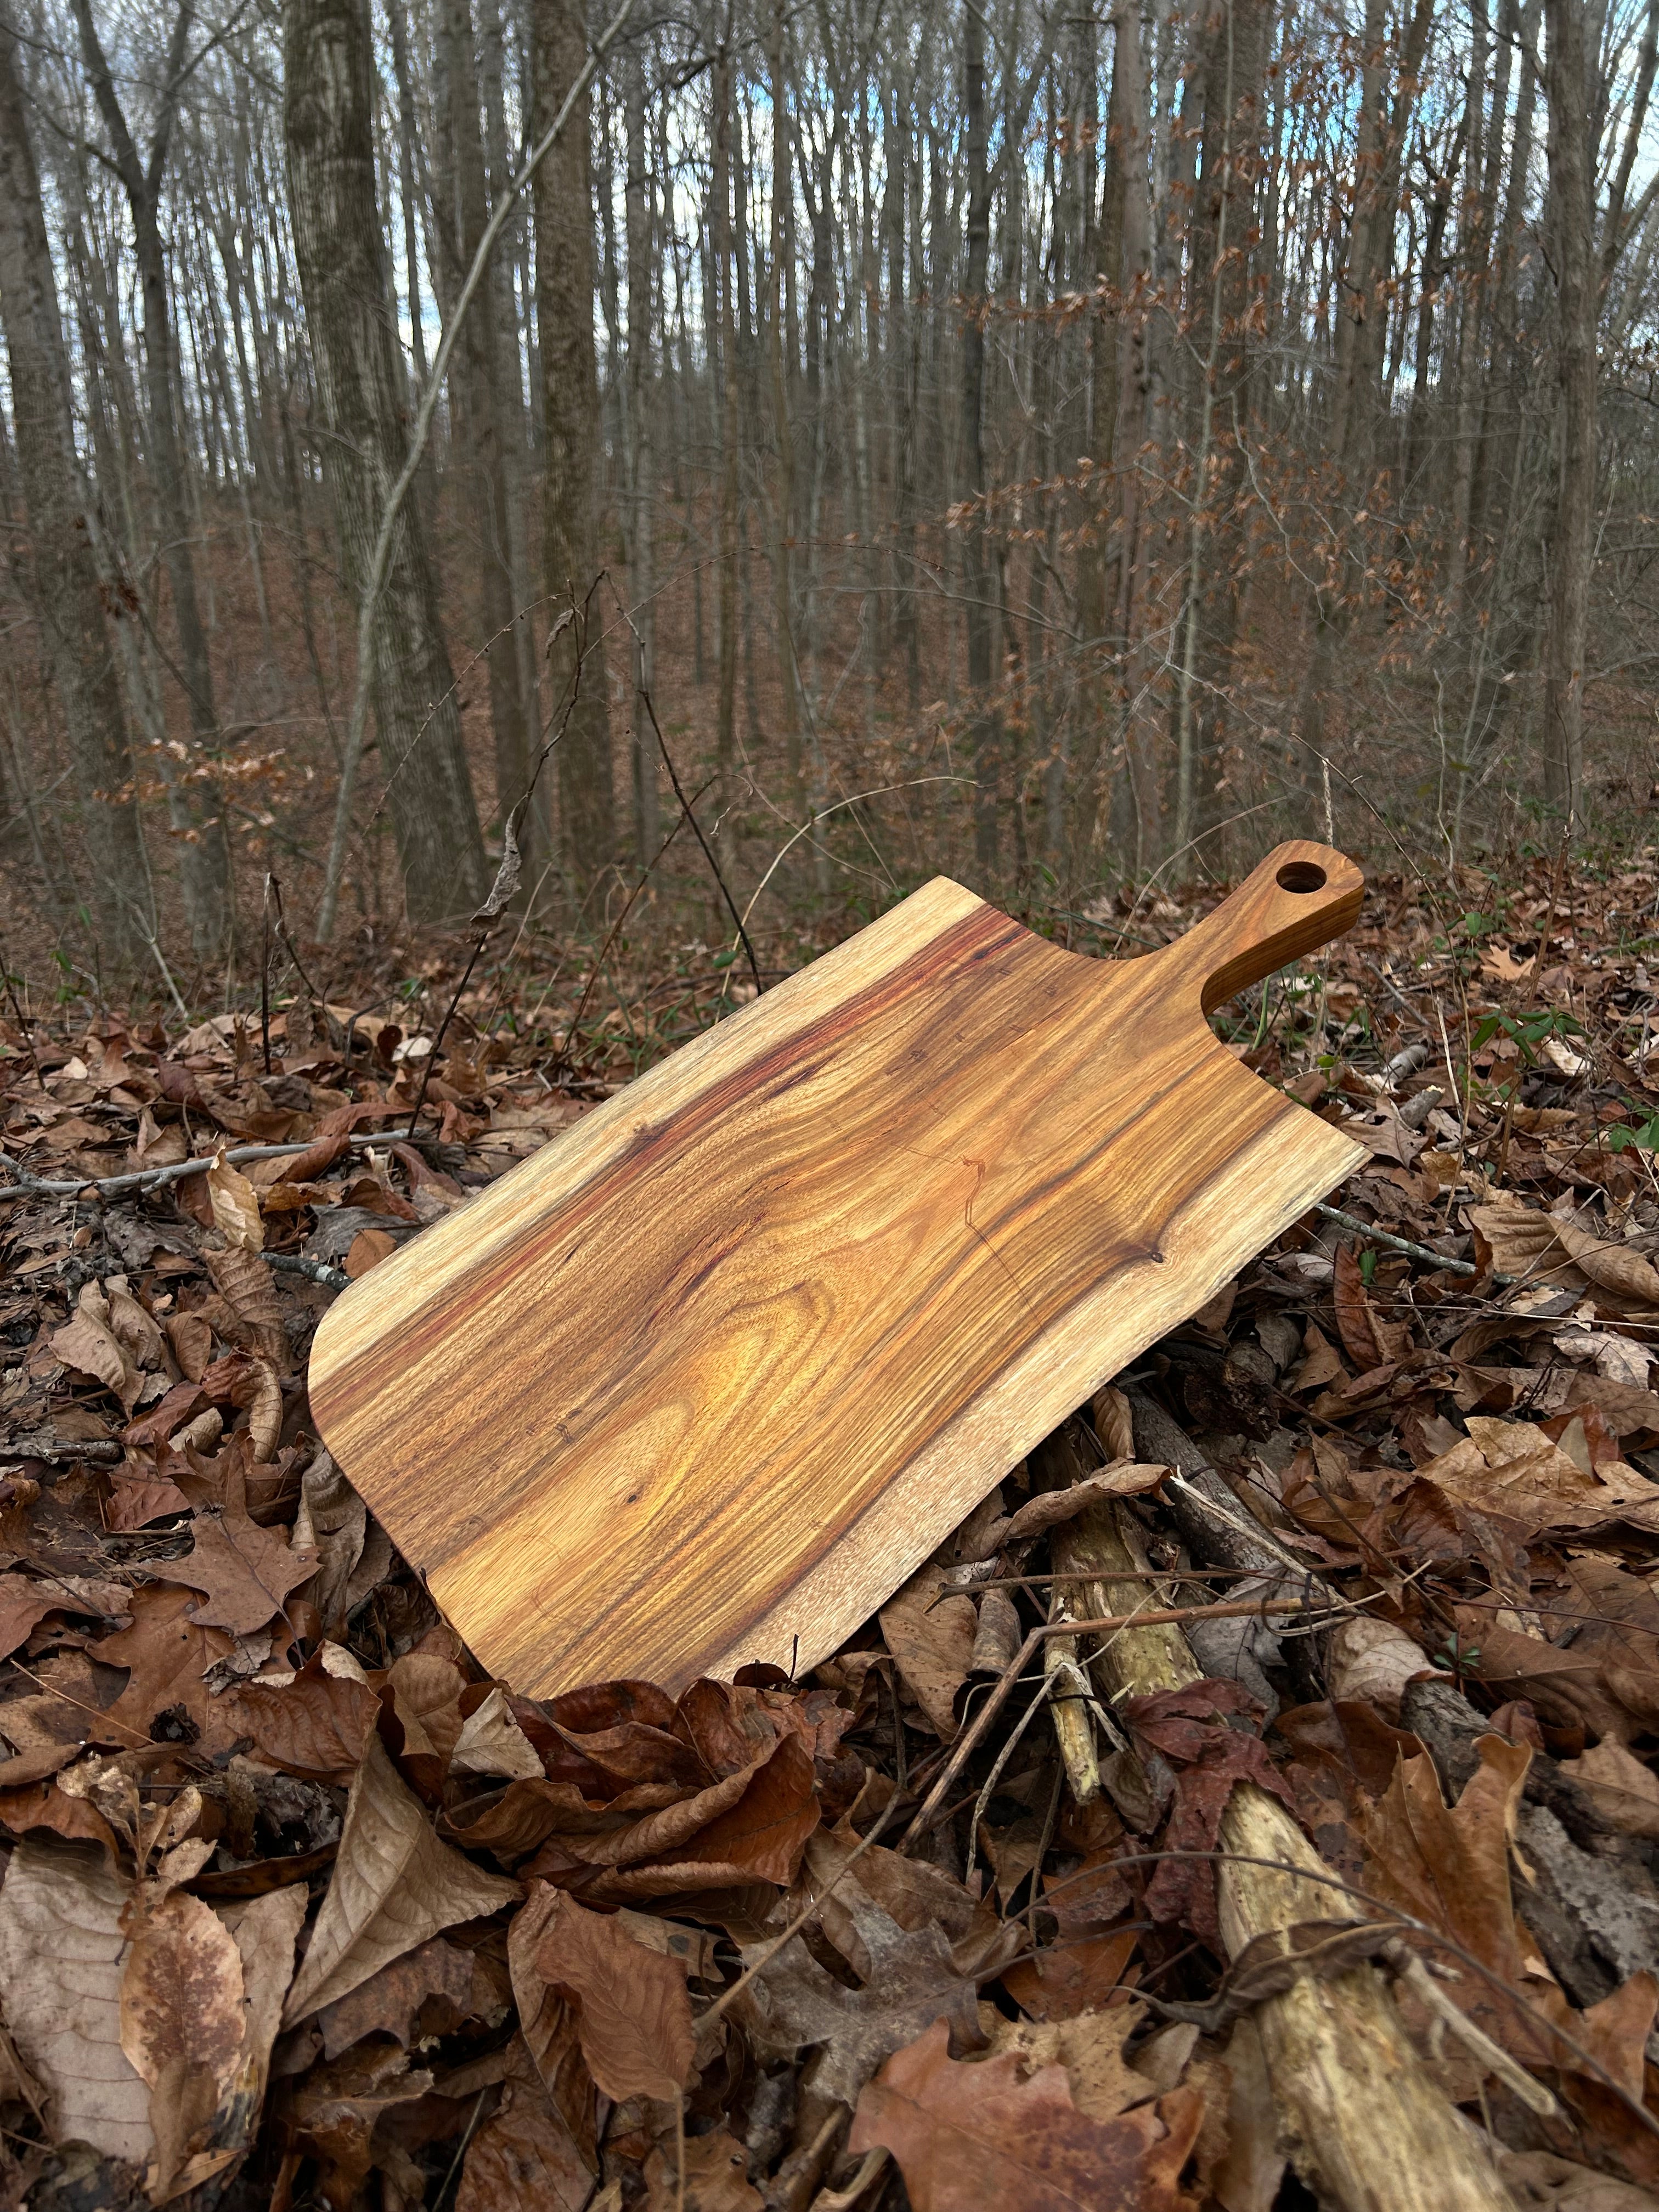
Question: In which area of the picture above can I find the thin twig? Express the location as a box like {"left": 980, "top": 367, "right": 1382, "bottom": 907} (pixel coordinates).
{"left": 639, "top": 684, "right": 764, "bottom": 996}
{"left": 0, "top": 1130, "right": 447, "bottom": 1204}
{"left": 1313, "top": 1201, "right": 1502, "bottom": 1279}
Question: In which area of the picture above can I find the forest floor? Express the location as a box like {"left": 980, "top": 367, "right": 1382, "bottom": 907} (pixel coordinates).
{"left": 1, "top": 848, "right": 1658, "bottom": 2212}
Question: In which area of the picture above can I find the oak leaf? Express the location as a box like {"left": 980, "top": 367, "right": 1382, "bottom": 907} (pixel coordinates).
{"left": 732, "top": 1882, "right": 985, "bottom": 2107}
{"left": 167, "top": 1497, "right": 318, "bottom": 1635}
{"left": 282, "top": 1733, "right": 519, "bottom": 2024}
{"left": 93, "top": 1582, "right": 238, "bottom": 1748}
{"left": 847, "top": 2017, "right": 1204, "bottom": 2212}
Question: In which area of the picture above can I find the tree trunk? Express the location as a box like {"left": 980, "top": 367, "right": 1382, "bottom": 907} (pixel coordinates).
{"left": 712, "top": 40, "right": 741, "bottom": 834}
{"left": 962, "top": 1, "right": 997, "bottom": 873}
{"left": 71, "top": 0, "right": 230, "bottom": 951}
{"left": 441, "top": 0, "right": 532, "bottom": 849}
{"left": 532, "top": 0, "right": 616, "bottom": 882}
{"left": 1541, "top": 0, "right": 1595, "bottom": 830}
{"left": 283, "top": 0, "right": 490, "bottom": 923}
{"left": 0, "top": 13, "right": 150, "bottom": 975}
{"left": 624, "top": 34, "right": 661, "bottom": 858}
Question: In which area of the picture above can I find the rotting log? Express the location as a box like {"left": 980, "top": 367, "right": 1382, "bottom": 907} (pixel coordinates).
{"left": 1029, "top": 1424, "right": 1515, "bottom": 2212}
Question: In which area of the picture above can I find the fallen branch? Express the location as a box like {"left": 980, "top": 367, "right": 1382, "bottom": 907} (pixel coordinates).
{"left": 952, "top": 1419, "right": 1517, "bottom": 2212}
{"left": 0, "top": 1129, "right": 449, "bottom": 1204}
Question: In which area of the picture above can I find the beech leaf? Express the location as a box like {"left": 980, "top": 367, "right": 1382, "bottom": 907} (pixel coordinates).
{"left": 282, "top": 1733, "right": 519, "bottom": 2024}
{"left": 207, "top": 1149, "right": 264, "bottom": 1252}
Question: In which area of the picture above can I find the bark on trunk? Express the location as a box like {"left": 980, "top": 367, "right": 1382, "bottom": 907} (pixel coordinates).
{"left": 71, "top": 0, "right": 230, "bottom": 951}
{"left": 624, "top": 37, "right": 660, "bottom": 860}
{"left": 283, "top": 0, "right": 490, "bottom": 923}
{"left": 441, "top": 0, "right": 533, "bottom": 851}
{"left": 532, "top": 0, "right": 616, "bottom": 883}
{"left": 1542, "top": 0, "right": 1595, "bottom": 831}
{"left": 0, "top": 13, "right": 150, "bottom": 975}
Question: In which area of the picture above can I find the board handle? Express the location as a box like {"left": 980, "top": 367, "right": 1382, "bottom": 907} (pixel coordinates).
{"left": 1161, "top": 840, "right": 1365, "bottom": 1014}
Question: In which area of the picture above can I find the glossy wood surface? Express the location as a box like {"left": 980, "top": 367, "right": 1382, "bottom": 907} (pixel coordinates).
{"left": 309, "top": 841, "right": 1365, "bottom": 1697}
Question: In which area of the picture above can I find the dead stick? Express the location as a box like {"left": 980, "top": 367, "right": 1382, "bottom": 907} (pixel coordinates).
{"left": 1026, "top": 1422, "right": 1515, "bottom": 2212}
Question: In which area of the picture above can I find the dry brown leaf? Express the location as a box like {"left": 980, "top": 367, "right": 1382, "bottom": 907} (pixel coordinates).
{"left": 282, "top": 1733, "right": 519, "bottom": 2024}
{"left": 222, "top": 1651, "right": 381, "bottom": 1781}
{"left": 879, "top": 1567, "right": 977, "bottom": 1739}
{"left": 732, "top": 1882, "right": 985, "bottom": 2107}
{"left": 848, "top": 2017, "right": 1204, "bottom": 2212}
{"left": 0, "top": 1835, "right": 152, "bottom": 2163}
{"left": 641, "top": 2128, "right": 763, "bottom": 2210}
{"left": 291, "top": 1451, "right": 366, "bottom": 1639}
{"left": 453, "top": 1686, "right": 546, "bottom": 1780}
{"left": 1417, "top": 1416, "right": 1659, "bottom": 1534}
{"left": 93, "top": 1582, "right": 239, "bottom": 1748}
{"left": 214, "top": 1882, "right": 308, "bottom": 2126}
{"left": 531, "top": 1887, "right": 694, "bottom": 2101}
{"left": 119, "top": 1889, "right": 245, "bottom": 2092}
{"left": 455, "top": 2035, "right": 594, "bottom": 2212}
{"left": 53, "top": 1282, "right": 142, "bottom": 1414}
{"left": 313, "top": 1935, "right": 477, "bottom": 2059}
{"left": 1560, "top": 1740, "right": 1659, "bottom": 1840}
{"left": 207, "top": 1150, "right": 264, "bottom": 1252}
{"left": 346, "top": 1228, "right": 396, "bottom": 1278}
{"left": 1324, "top": 1617, "right": 1435, "bottom": 1717}
{"left": 166, "top": 1312, "right": 213, "bottom": 1383}
{"left": 1553, "top": 1220, "right": 1659, "bottom": 1310}
{"left": 507, "top": 1884, "right": 600, "bottom": 2172}
{"left": 201, "top": 1245, "right": 285, "bottom": 1367}
{"left": 168, "top": 1497, "right": 318, "bottom": 1635}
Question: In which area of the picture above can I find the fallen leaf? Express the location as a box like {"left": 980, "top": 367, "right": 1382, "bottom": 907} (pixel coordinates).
{"left": 223, "top": 1645, "right": 381, "bottom": 1780}
{"left": 848, "top": 2017, "right": 1203, "bottom": 2212}
{"left": 507, "top": 1884, "right": 600, "bottom": 2172}
{"left": 207, "top": 1150, "right": 264, "bottom": 1252}
{"left": 314, "top": 1935, "right": 478, "bottom": 2059}
{"left": 1553, "top": 1218, "right": 1659, "bottom": 1310}
{"left": 0, "top": 1835, "right": 151, "bottom": 2163}
{"left": 453, "top": 1686, "right": 546, "bottom": 1780}
{"left": 53, "top": 1282, "right": 142, "bottom": 1413}
{"left": 167, "top": 1496, "right": 318, "bottom": 1635}
{"left": 283, "top": 1733, "right": 520, "bottom": 2024}
{"left": 346, "top": 1229, "right": 396, "bottom": 1278}
{"left": 642, "top": 2128, "right": 762, "bottom": 2210}
{"left": 732, "top": 1882, "right": 985, "bottom": 2107}
{"left": 0, "top": 1570, "right": 128, "bottom": 1661}
{"left": 93, "top": 1582, "right": 238, "bottom": 1748}
{"left": 532, "top": 1887, "right": 694, "bottom": 2101}
{"left": 1560, "top": 1740, "right": 1659, "bottom": 1840}
{"left": 120, "top": 1889, "right": 245, "bottom": 2092}
{"left": 1324, "top": 1617, "right": 1435, "bottom": 1717}
{"left": 455, "top": 2035, "right": 594, "bottom": 2212}
{"left": 201, "top": 1244, "right": 286, "bottom": 1366}
{"left": 880, "top": 1567, "right": 978, "bottom": 1739}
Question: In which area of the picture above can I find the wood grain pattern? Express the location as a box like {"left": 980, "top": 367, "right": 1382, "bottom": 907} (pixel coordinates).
{"left": 309, "top": 840, "right": 1367, "bottom": 1698}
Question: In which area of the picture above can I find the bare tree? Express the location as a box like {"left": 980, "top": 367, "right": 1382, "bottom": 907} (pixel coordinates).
{"left": 0, "top": 5, "right": 149, "bottom": 972}
{"left": 283, "top": 0, "right": 489, "bottom": 923}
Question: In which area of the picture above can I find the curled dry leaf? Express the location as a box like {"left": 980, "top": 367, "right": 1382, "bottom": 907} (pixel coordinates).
{"left": 282, "top": 1733, "right": 520, "bottom": 2025}
{"left": 529, "top": 1886, "right": 694, "bottom": 2102}
{"left": 0, "top": 1835, "right": 153, "bottom": 2163}
{"left": 1560, "top": 1741, "right": 1659, "bottom": 1841}
{"left": 202, "top": 1244, "right": 286, "bottom": 1368}
{"left": 848, "top": 2017, "right": 1204, "bottom": 2212}
{"left": 207, "top": 1149, "right": 264, "bottom": 1252}
{"left": 223, "top": 1649, "right": 382, "bottom": 1781}
{"left": 453, "top": 1685, "right": 546, "bottom": 1780}
{"left": 53, "top": 1282, "right": 142, "bottom": 1414}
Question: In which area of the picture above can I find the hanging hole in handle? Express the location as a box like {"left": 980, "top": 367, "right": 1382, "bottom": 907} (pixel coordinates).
{"left": 1276, "top": 861, "right": 1327, "bottom": 894}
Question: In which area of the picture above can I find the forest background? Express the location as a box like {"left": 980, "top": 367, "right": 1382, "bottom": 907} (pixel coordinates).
{"left": 0, "top": 0, "right": 1656, "bottom": 1014}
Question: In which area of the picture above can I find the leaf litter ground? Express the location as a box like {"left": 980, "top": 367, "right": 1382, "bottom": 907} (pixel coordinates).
{"left": 1, "top": 855, "right": 1658, "bottom": 2210}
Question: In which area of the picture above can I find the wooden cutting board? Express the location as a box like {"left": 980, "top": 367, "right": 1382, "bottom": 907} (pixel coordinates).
{"left": 309, "top": 839, "right": 1366, "bottom": 1699}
